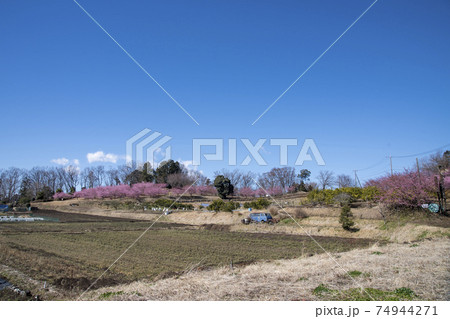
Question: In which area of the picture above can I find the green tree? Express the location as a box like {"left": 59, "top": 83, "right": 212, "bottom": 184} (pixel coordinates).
{"left": 18, "top": 177, "right": 33, "bottom": 206}
{"left": 124, "top": 162, "right": 154, "bottom": 185}
{"left": 298, "top": 169, "right": 311, "bottom": 182}
{"left": 155, "top": 160, "right": 182, "bottom": 183}
{"left": 339, "top": 204, "right": 355, "bottom": 231}
{"left": 142, "top": 162, "right": 154, "bottom": 182}
{"left": 36, "top": 186, "right": 53, "bottom": 201}
{"left": 213, "top": 175, "right": 234, "bottom": 199}
{"left": 125, "top": 170, "right": 143, "bottom": 185}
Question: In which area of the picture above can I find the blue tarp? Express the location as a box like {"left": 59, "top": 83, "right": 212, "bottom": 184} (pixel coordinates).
{"left": 0, "top": 205, "right": 9, "bottom": 212}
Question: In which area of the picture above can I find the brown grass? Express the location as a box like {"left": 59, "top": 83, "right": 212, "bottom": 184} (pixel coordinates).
{"left": 0, "top": 219, "right": 374, "bottom": 300}
{"left": 85, "top": 238, "right": 450, "bottom": 301}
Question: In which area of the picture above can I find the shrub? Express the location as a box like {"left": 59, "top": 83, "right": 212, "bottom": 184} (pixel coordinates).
{"left": 307, "top": 187, "right": 379, "bottom": 205}
{"left": 306, "top": 189, "right": 335, "bottom": 205}
{"left": 243, "top": 198, "right": 271, "bottom": 210}
{"left": 339, "top": 204, "right": 355, "bottom": 231}
{"left": 268, "top": 205, "right": 279, "bottom": 216}
{"left": 207, "top": 199, "right": 240, "bottom": 212}
{"left": 293, "top": 207, "right": 308, "bottom": 219}
{"left": 207, "top": 199, "right": 224, "bottom": 212}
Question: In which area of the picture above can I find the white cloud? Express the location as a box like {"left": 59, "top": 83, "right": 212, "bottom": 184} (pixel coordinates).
{"left": 51, "top": 157, "right": 70, "bottom": 165}
{"left": 51, "top": 158, "right": 80, "bottom": 170}
{"left": 178, "top": 159, "right": 191, "bottom": 168}
{"left": 179, "top": 159, "right": 201, "bottom": 171}
{"left": 87, "top": 151, "right": 119, "bottom": 164}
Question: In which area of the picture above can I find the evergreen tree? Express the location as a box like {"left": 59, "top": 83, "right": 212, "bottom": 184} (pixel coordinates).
{"left": 213, "top": 175, "right": 234, "bottom": 199}
{"left": 339, "top": 204, "right": 355, "bottom": 231}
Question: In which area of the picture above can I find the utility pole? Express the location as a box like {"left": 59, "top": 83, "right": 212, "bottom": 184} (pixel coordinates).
{"left": 416, "top": 158, "right": 421, "bottom": 184}
{"left": 435, "top": 176, "right": 442, "bottom": 213}
{"left": 356, "top": 171, "right": 362, "bottom": 188}
{"left": 353, "top": 170, "right": 362, "bottom": 188}
{"left": 438, "top": 166, "right": 446, "bottom": 213}
{"left": 390, "top": 155, "right": 393, "bottom": 176}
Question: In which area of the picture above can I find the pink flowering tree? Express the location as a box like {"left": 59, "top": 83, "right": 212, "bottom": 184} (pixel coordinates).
{"left": 197, "top": 185, "right": 217, "bottom": 196}
{"left": 170, "top": 187, "right": 185, "bottom": 197}
{"left": 267, "top": 186, "right": 283, "bottom": 196}
{"left": 73, "top": 182, "right": 169, "bottom": 199}
{"left": 255, "top": 188, "right": 267, "bottom": 197}
{"left": 53, "top": 192, "right": 73, "bottom": 200}
{"left": 366, "top": 170, "right": 437, "bottom": 208}
{"left": 239, "top": 187, "right": 256, "bottom": 198}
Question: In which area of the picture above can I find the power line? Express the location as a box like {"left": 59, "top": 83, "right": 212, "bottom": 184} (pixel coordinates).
{"left": 355, "top": 157, "right": 387, "bottom": 171}
{"left": 391, "top": 144, "right": 449, "bottom": 159}
{"left": 354, "top": 144, "right": 448, "bottom": 179}
{"left": 358, "top": 170, "right": 389, "bottom": 180}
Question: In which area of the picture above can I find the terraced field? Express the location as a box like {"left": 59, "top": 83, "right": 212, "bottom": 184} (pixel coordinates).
{"left": 0, "top": 210, "right": 375, "bottom": 299}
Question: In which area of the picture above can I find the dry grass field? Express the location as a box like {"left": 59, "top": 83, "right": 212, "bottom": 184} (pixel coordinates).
{"left": 0, "top": 209, "right": 376, "bottom": 300}
{"left": 1, "top": 198, "right": 449, "bottom": 301}
{"left": 86, "top": 238, "right": 450, "bottom": 301}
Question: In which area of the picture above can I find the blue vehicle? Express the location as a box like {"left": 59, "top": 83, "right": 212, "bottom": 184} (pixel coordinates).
{"left": 242, "top": 212, "right": 273, "bottom": 224}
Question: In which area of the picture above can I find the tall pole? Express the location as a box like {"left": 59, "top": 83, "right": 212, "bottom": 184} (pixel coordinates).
{"left": 355, "top": 171, "right": 362, "bottom": 188}
{"left": 416, "top": 158, "right": 421, "bottom": 184}
{"left": 390, "top": 155, "right": 393, "bottom": 176}
{"left": 354, "top": 170, "right": 358, "bottom": 187}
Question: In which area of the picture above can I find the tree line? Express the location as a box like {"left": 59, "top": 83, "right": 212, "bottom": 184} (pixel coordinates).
{"left": 1, "top": 151, "right": 447, "bottom": 206}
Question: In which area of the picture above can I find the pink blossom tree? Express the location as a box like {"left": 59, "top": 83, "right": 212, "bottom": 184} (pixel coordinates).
{"left": 53, "top": 192, "right": 73, "bottom": 200}
{"left": 366, "top": 170, "right": 436, "bottom": 208}
{"left": 239, "top": 187, "right": 256, "bottom": 197}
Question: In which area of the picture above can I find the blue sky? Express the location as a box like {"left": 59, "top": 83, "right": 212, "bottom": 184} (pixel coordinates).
{"left": 1, "top": 0, "right": 449, "bottom": 182}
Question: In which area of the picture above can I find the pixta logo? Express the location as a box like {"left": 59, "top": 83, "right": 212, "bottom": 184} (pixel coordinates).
{"left": 126, "top": 129, "right": 172, "bottom": 168}
{"left": 192, "top": 138, "right": 325, "bottom": 166}
{"left": 127, "top": 129, "right": 325, "bottom": 167}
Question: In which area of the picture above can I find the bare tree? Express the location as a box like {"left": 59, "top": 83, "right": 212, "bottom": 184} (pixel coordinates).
{"left": 0, "top": 167, "right": 23, "bottom": 202}
{"left": 421, "top": 150, "right": 449, "bottom": 174}
{"left": 167, "top": 173, "right": 196, "bottom": 188}
{"left": 258, "top": 171, "right": 277, "bottom": 190}
{"left": 117, "top": 165, "right": 133, "bottom": 184}
{"left": 337, "top": 174, "right": 353, "bottom": 188}
{"left": 80, "top": 167, "right": 96, "bottom": 189}
{"left": 45, "top": 167, "right": 61, "bottom": 193}
{"left": 187, "top": 170, "right": 209, "bottom": 186}
{"left": 240, "top": 171, "right": 256, "bottom": 189}
{"left": 92, "top": 165, "right": 105, "bottom": 187}
{"left": 28, "top": 167, "right": 47, "bottom": 197}
{"left": 271, "top": 167, "right": 296, "bottom": 191}
{"left": 213, "top": 169, "right": 243, "bottom": 188}
{"left": 105, "top": 168, "right": 121, "bottom": 186}
{"left": 317, "top": 170, "right": 335, "bottom": 190}
{"left": 257, "top": 167, "right": 296, "bottom": 191}
{"left": 57, "top": 166, "right": 79, "bottom": 192}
